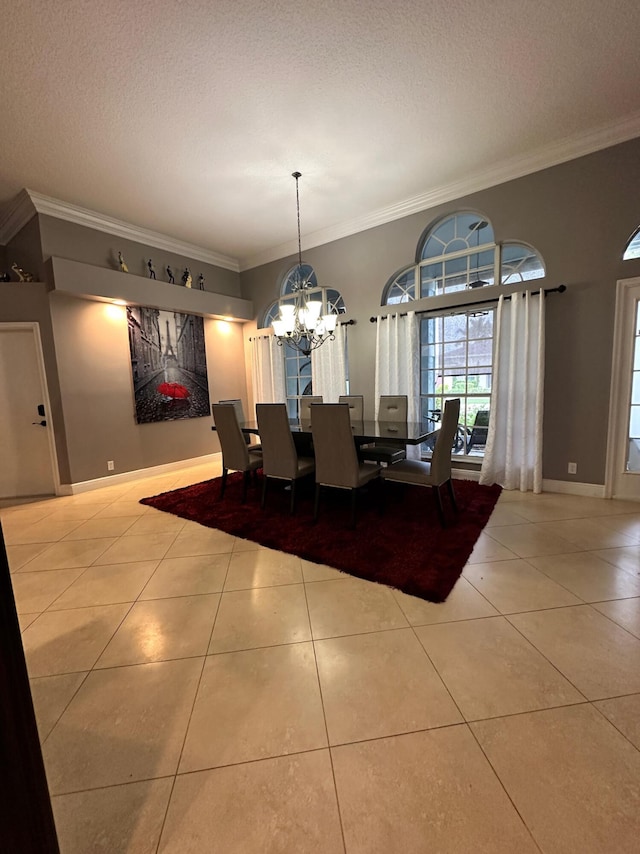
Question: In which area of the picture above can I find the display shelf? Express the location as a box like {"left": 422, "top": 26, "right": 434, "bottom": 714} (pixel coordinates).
{"left": 47, "top": 256, "right": 253, "bottom": 321}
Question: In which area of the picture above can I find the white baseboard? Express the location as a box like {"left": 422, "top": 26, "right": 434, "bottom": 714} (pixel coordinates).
{"left": 541, "top": 478, "right": 606, "bottom": 497}
{"left": 57, "top": 453, "right": 221, "bottom": 495}
{"left": 453, "top": 469, "right": 606, "bottom": 496}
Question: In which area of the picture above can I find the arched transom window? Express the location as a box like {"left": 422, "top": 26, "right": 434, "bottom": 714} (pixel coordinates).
{"left": 383, "top": 211, "right": 545, "bottom": 304}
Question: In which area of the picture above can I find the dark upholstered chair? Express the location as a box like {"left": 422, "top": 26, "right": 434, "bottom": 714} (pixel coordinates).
{"left": 467, "top": 409, "right": 490, "bottom": 453}
{"left": 311, "top": 403, "right": 381, "bottom": 527}
{"left": 338, "top": 394, "right": 364, "bottom": 422}
{"left": 217, "top": 399, "right": 261, "bottom": 451}
{"left": 256, "top": 403, "right": 315, "bottom": 513}
{"left": 359, "top": 394, "right": 407, "bottom": 465}
{"left": 212, "top": 403, "right": 263, "bottom": 502}
{"left": 381, "top": 398, "right": 460, "bottom": 527}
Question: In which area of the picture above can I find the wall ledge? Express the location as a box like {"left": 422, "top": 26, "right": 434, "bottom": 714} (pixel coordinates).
{"left": 48, "top": 256, "right": 253, "bottom": 321}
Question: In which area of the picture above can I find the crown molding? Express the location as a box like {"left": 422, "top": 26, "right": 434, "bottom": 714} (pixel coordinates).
{"left": 0, "top": 189, "right": 240, "bottom": 272}
{"left": 240, "top": 112, "right": 640, "bottom": 271}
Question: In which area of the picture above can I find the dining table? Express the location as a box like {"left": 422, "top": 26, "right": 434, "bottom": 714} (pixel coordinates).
{"left": 213, "top": 418, "right": 435, "bottom": 446}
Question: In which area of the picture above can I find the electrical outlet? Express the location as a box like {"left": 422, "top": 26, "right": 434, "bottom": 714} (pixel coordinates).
{"left": 568, "top": 462, "right": 577, "bottom": 475}
{"left": 107, "top": 460, "right": 115, "bottom": 471}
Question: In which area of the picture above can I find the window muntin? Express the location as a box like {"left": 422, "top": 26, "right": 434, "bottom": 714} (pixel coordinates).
{"left": 420, "top": 311, "right": 493, "bottom": 457}
{"left": 284, "top": 347, "right": 312, "bottom": 420}
{"left": 623, "top": 227, "right": 640, "bottom": 260}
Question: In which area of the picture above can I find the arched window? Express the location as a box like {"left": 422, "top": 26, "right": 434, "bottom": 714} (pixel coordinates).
{"left": 381, "top": 211, "right": 545, "bottom": 461}
{"left": 623, "top": 227, "right": 640, "bottom": 260}
{"left": 382, "top": 212, "right": 545, "bottom": 304}
{"left": 261, "top": 263, "right": 347, "bottom": 418}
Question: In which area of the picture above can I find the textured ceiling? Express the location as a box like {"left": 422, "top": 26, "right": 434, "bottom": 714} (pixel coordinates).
{"left": 2, "top": 0, "right": 640, "bottom": 269}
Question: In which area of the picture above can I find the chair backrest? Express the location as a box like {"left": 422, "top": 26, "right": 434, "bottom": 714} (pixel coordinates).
{"left": 378, "top": 395, "right": 407, "bottom": 423}
{"left": 311, "top": 404, "right": 362, "bottom": 488}
{"left": 256, "top": 403, "right": 299, "bottom": 478}
{"left": 430, "top": 398, "right": 460, "bottom": 484}
{"left": 218, "top": 399, "right": 245, "bottom": 423}
{"left": 212, "top": 403, "right": 250, "bottom": 471}
{"left": 299, "top": 396, "right": 322, "bottom": 421}
{"left": 338, "top": 395, "right": 364, "bottom": 422}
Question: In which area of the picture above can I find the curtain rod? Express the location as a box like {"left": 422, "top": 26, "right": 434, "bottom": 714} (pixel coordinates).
{"left": 369, "top": 284, "right": 566, "bottom": 322}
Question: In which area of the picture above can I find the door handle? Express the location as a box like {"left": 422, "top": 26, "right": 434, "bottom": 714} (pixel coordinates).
{"left": 32, "top": 420, "right": 47, "bottom": 427}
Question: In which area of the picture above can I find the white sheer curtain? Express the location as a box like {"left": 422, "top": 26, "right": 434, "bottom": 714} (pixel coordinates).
{"left": 310, "top": 323, "right": 347, "bottom": 401}
{"left": 480, "top": 291, "right": 545, "bottom": 492}
{"left": 374, "top": 311, "right": 420, "bottom": 458}
{"left": 250, "top": 334, "right": 286, "bottom": 404}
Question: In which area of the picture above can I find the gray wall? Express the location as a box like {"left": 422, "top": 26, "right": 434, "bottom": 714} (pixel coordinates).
{"left": 48, "top": 293, "right": 247, "bottom": 483}
{"left": 241, "top": 137, "right": 640, "bottom": 486}
{"left": 4, "top": 215, "right": 43, "bottom": 280}
{"left": 38, "top": 215, "right": 241, "bottom": 297}
{"left": 1, "top": 215, "right": 249, "bottom": 487}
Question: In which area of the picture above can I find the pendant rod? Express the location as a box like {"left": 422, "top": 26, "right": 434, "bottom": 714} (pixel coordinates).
{"left": 292, "top": 171, "right": 303, "bottom": 272}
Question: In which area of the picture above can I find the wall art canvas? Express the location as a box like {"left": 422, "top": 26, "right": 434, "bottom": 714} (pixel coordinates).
{"left": 127, "top": 306, "right": 210, "bottom": 423}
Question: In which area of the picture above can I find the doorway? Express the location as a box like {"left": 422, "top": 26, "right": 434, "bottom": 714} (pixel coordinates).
{"left": 606, "top": 277, "right": 640, "bottom": 500}
{"left": 0, "top": 323, "right": 58, "bottom": 499}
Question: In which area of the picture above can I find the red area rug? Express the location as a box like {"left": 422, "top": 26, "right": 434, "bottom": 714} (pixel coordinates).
{"left": 140, "top": 474, "right": 502, "bottom": 603}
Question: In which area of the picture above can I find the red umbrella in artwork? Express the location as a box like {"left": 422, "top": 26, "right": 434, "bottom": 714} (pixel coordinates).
{"left": 157, "top": 382, "right": 190, "bottom": 399}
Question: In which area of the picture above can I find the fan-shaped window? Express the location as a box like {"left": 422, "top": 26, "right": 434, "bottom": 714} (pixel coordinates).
{"left": 383, "top": 267, "right": 416, "bottom": 304}
{"left": 420, "top": 212, "right": 495, "bottom": 260}
{"left": 282, "top": 263, "right": 318, "bottom": 295}
{"left": 623, "top": 227, "right": 640, "bottom": 260}
{"left": 501, "top": 242, "right": 546, "bottom": 283}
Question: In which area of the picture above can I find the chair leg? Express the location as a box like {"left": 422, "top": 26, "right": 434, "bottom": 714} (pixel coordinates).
{"left": 432, "top": 485, "right": 445, "bottom": 527}
{"left": 290, "top": 479, "right": 297, "bottom": 515}
{"left": 446, "top": 478, "right": 458, "bottom": 513}
{"left": 261, "top": 474, "right": 268, "bottom": 509}
{"left": 350, "top": 489, "right": 358, "bottom": 528}
{"left": 220, "top": 467, "right": 228, "bottom": 498}
{"left": 313, "top": 484, "right": 321, "bottom": 522}
{"left": 242, "top": 471, "right": 249, "bottom": 503}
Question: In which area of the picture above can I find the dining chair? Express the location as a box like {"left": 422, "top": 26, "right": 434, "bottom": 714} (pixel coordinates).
{"left": 299, "top": 395, "right": 322, "bottom": 422}
{"left": 338, "top": 394, "right": 364, "bottom": 422}
{"left": 311, "top": 403, "right": 382, "bottom": 527}
{"left": 212, "top": 403, "right": 263, "bottom": 502}
{"left": 256, "top": 403, "right": 315, "bottom": 513}
{"left": 217, "top": 399, "right": 261, "bottom": 451}
{"left": 359, "top": 394, "right": 408, "bottom": 465}
{"left": 381, "top": 397, "right": 460, "bottom": 526}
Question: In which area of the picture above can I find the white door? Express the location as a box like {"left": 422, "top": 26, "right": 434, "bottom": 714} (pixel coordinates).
{"left": 606, "top": 277, "right": 640, "bottom": 500}
{"left": 0, "top": 323, "right": 57, "bottom": 498}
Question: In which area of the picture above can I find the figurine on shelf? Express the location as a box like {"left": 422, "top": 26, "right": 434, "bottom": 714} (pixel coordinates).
{"left": 1, "top": 271, "right": 12, "bottom": 282}
{"left": 182, "top": 267, "right": 192, "bottom": 288}
{"left": 197, "top": 273, "right": 205, "bottom": 290}
{"left": 118, "top": 251, "right": 128, "bottom": 273}
{"left": 11, "top": 262, "right": 34, "bottom": 282}
{"left": 147, "top": 259, "right": 156, "bottom": 279}
{"left": 166, "top": 265, "right": 175, "bottom": 284}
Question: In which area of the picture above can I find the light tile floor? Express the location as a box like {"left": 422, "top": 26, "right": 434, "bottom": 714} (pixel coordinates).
{"left": 4, "top": 462, "right": 640, "bottom": 853}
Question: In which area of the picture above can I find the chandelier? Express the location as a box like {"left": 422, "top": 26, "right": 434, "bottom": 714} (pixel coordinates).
{"left": 271, "top": 171, "right": 338, "bottom": 356}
